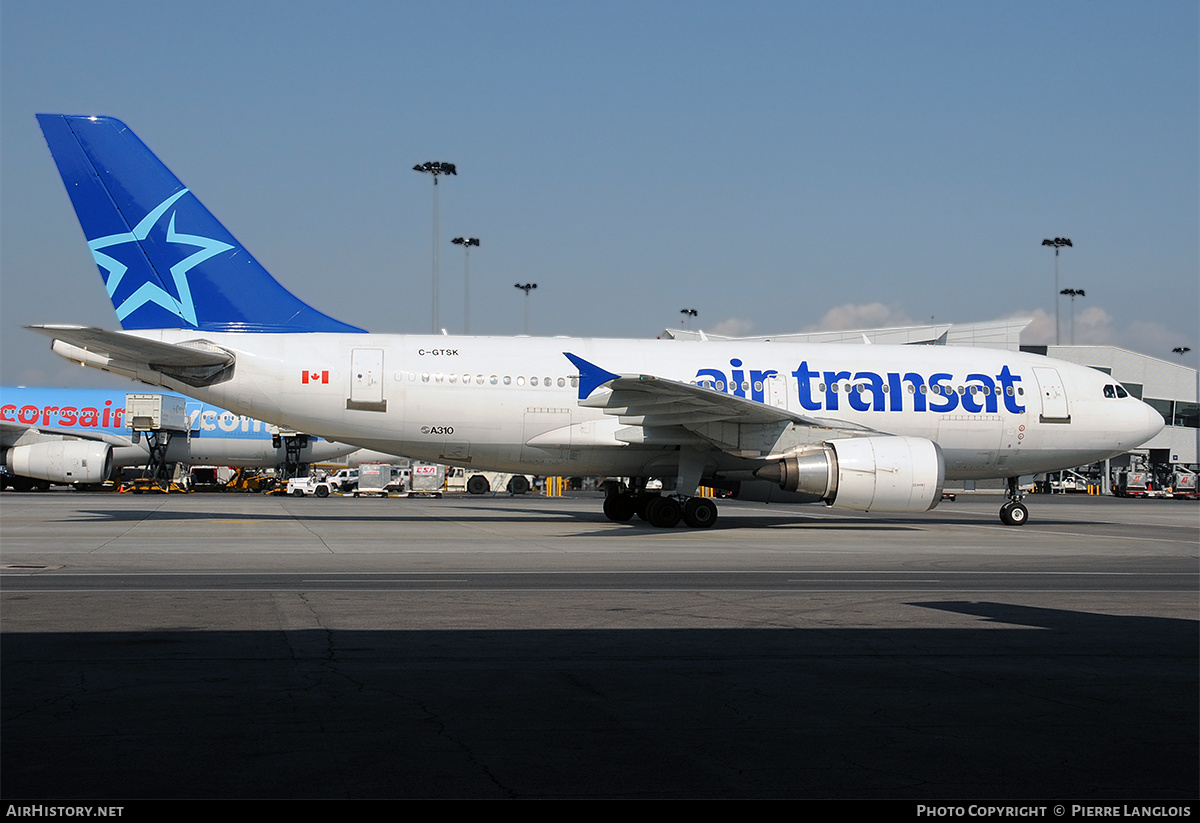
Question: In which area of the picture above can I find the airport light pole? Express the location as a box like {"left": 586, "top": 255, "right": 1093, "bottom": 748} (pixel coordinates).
{"left": 1060, "top": 288, "right": 1085, "bottom": 345}
{"left": 680, "top": 308, "right": 697, "bottom": 330}
{"left": 1042, "top": 237, "right": 1072, "bottom": 345}
{"left": 452, "top": 237, "right": 480, "bottom": 334}
{"left": 1180, "top": 348, "right": 1200, "bottom": 465}
{"left": 515, "top": 282, "right": 537, "bottom": 334}
{"left": 414, "top": 161, "right": 457, "bottom": 333}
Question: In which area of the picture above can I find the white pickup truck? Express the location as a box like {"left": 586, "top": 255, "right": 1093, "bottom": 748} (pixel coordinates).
{"left": 327, "top": 469, "right": 358, "bottom": 493}
{"left": 286, "top": 473, "right": 332, "bottom": 497}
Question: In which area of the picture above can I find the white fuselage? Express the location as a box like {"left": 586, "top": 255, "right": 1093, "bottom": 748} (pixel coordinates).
{"left": 121, "top": 332, "right": 1164, "bottom": 481}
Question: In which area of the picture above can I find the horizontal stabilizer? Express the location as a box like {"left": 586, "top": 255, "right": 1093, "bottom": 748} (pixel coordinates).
{"left": 30, "top": 325, "right": 235, "bottom": 388}
{"left": 29, "top": 326, "right": 233, "bottom": 368}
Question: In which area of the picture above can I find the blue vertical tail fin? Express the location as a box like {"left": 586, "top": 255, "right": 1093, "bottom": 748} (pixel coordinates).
{"left": 36, "top": 114, "right": 364, "bottom": 333}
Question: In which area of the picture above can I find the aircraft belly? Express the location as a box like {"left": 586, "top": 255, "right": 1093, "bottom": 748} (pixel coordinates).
{"left": 937, "top": 414, "right": 1001, "bottom": 477}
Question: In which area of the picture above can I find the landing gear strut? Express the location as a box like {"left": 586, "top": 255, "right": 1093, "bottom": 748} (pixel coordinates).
{"left": 1000, "top": 477, "right": 1029, "bottom": 526}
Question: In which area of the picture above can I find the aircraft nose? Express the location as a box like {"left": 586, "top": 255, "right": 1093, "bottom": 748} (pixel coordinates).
{"left": 1138, "top": 401, "right": 1165, "bottom": 443}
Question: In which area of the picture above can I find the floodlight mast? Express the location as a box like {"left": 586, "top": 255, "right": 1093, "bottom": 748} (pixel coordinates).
{"left": 452, "top": 237, "right": 480, "bottom": 334}
{"left": 1042, "top": 237, "right": 1072, "bottom": 345}
{"left": 515, "top": 282, "right": 537, "bottom": 334}
{"left": 414, "top": 161, "right": 457, "bottom": 333}
{"left": 1059, "top": 288, "right": 1085, "bottom": 345}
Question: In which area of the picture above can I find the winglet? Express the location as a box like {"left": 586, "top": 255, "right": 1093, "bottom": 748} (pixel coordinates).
{"left": 563, "top": 352, "right": 620, "bottom": 400}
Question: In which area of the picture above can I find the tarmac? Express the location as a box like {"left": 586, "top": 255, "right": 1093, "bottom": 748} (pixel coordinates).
{"left": 1, "top": 489, "right": 1196, "bottom": 799}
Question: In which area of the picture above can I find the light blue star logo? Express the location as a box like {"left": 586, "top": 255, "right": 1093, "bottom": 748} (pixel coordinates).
{"left": 87, "top": 189, "right": 233, "bottom": 327}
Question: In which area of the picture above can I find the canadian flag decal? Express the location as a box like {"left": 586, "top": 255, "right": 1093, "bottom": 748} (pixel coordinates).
{"left": 302, "top": 370, "right": 329, "bottom": 384}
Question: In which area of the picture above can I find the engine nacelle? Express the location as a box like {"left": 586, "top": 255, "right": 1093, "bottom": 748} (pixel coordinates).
{"left": 6, "top": 440, "right": 113, "bottom": 485}
{"left": 755, "top": 436, "right": 944, "bottom": 513}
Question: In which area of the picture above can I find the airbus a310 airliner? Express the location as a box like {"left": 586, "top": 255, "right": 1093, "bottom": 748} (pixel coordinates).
{"left": 29, "top": 114, "right": 1163, "bottom": 527}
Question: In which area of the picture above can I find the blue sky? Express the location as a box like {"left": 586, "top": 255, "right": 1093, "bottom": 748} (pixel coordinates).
{"left": 2, "top": 0, "right": 1196, "bottom": 387}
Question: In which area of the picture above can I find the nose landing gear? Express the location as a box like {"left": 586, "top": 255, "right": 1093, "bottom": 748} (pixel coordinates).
{"left": 1000, "top": 477, "right": 1029, "bottom": 526}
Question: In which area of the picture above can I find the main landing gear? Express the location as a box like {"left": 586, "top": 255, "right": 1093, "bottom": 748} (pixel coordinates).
{"left": 999, "top": 477, "right": 1029, "bottom": 526}
{"left": 603, "top": 480, "right": 718, "bottom": 529}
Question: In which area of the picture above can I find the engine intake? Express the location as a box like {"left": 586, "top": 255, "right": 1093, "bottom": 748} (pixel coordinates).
{"left": 755, "top": 436, "right": 944, "bottom": 513}
{"left": 6, "top": 440, "right": 114, "bottom": 485}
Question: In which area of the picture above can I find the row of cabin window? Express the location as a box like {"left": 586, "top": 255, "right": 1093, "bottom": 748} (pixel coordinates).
{"left": 412, "top": 373, "right": 579, "bottom": 388}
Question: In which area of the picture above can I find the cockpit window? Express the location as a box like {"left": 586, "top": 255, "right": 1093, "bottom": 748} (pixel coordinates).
{"left": 1104, "top": 385, "right": 1116, "bottom": 398}
{"left": 1115, "top": 385, "right": 1128, "bottom": 398}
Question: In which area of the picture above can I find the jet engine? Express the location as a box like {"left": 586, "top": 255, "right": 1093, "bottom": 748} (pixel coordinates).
{"left": 6, "top": 440, "right": 114, "bottom": 485}
{"left": 755, "top": 435, "right": 944, "bottom": 513}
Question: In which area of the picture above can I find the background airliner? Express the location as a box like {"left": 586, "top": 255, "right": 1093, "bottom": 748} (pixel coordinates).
{"left": 1, "top": 386, "right": 354, "bottom": 489}
{"left": 29, "top": 114, "right": 1164, "bottom": 525}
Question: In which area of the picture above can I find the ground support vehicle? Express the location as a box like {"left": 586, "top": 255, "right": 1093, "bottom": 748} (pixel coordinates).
{"left": 353, "top": 463, "right": 402, "bottom": 497}
{"left": 326, "top": 469, "right": 358, "bottom": 493}
{"left": 1165, "top": 468, "right": 1196, "bottom": 499}
{"left": 407, "top": 462, "right": 444, "bottom": 498}
{"left": 120, "top": 477, "right": 192, "bottom": 494}
{"left": 287, "top": 474, "right": 332, "bottom": 497}
{"left": 1, "top": 466, "right": 51, "bottom": 492}
{"left": 462, "top": 471, "right": 533, "bottom": 496}
{"left": 222, "top": 469, "right": 277, "bottom": 493}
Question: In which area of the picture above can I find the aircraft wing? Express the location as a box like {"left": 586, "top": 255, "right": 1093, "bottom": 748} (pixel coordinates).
{"left": 564, "top": 352, "right": 875, "bottom": 456}
{"left": 1, "top": 419, "right": 134, "bottom": 449}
